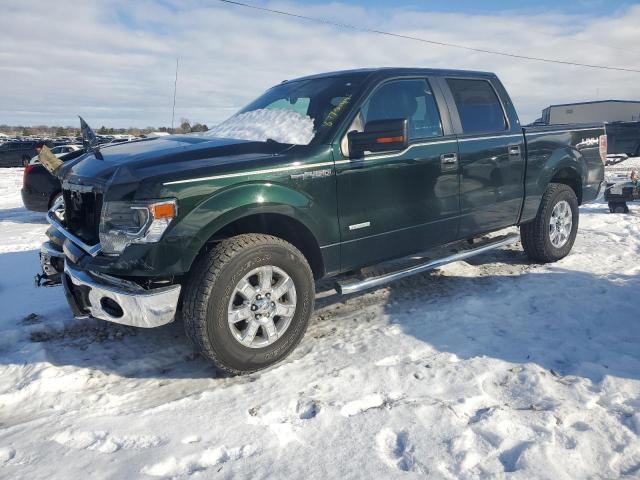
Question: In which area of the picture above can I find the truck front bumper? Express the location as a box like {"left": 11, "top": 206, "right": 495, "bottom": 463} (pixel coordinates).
{"left": 37, "top": 203, "right": 182, "bottom": 328}
{"left": 62, "top": 261, "right": 181, "bottom": 328}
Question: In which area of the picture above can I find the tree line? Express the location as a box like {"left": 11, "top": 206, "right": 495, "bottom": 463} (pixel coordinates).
{"left": 0, "top": 118, "right": 209, "bottom": 137}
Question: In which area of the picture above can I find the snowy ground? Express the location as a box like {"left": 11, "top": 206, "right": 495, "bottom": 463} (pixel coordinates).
{"left": 0, "top": 166, "right": 639, "bottom": 479}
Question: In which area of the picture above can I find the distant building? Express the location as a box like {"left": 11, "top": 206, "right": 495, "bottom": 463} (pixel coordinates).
{"left": 538, "top": 100, "right": 640, "bottom": 125}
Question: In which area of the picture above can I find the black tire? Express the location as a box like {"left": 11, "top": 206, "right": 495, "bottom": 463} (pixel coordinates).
{"left": 520, "top": 183, "right": 579, "bottom": 263}
{"left": 182, "top": 234, "right": 314, "bottom": 374}
{"left": 608, "top": 202, "right": 628, "bottom": 214}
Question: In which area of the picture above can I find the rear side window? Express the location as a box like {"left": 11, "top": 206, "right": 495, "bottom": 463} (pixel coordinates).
{"left": 447, "top": 78, "right": 507, "bottom": 134}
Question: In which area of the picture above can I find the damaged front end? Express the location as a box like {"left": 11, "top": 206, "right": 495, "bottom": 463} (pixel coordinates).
{"left": 34, "top": 225, "right": 66, "bottom": 287}
{"left": 35, "top": 194, "right": 182, "bottom": 328}
{"left": 34, "top": 118, "right": 182, "bottom": 327}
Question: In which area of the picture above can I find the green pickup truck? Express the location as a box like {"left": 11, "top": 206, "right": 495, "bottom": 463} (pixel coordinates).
{"left": 37, "top": 68, "right": 605, "bottom": 373}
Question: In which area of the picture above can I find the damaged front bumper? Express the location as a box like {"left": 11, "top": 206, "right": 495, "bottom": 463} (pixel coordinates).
{"left": 62, "top": 262, "right": 181, "bottom": 328}
{"left": 36, "top": 206, "right": 181, "bottom": 328}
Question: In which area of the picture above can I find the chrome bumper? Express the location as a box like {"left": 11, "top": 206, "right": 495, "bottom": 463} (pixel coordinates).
{"left": 35, "top": 241, "right": 65, "bottom": 287}
{"left": 63, "top": 262, "right": 181, "bottom": 328}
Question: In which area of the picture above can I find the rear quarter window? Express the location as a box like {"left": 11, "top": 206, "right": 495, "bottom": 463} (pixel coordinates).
{"left": 447, "top": 78, "right": 507, "bottom": 135}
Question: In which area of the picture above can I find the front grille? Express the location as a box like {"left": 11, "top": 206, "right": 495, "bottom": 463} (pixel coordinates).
{"left": 62, "top": 187, "right": 103, "bottom": 245}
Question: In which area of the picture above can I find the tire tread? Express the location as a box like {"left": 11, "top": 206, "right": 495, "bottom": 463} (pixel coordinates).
{"left": 182, "top": 234, "right": 312, "bottom": 374}
{"left": 521, "top": 182, "right": 577, "bottom": 263}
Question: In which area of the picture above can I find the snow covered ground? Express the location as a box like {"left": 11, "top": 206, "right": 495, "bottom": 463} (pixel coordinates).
{"left": 0, "top": 166, "right": 639, "bottom": 479}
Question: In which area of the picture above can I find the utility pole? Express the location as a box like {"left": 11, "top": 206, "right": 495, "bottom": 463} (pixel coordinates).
{"left": 171, "top": 58, "right": 179, "bottom": 133}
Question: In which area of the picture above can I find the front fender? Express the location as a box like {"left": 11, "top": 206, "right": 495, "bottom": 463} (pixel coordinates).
{"left": 167, "top": 181, "right": 323, "bottom": 270}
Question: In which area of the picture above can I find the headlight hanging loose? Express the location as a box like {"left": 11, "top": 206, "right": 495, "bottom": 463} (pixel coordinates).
{"left": 99, "top": 199, "right": 177, "bottom": 254}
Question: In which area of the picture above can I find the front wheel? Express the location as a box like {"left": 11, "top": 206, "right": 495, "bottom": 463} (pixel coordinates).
{"left": 182, "top": 234, "right": 315, "bottom": 374}
{"left": 520, "top": 183, "right": 579, "bottom": 263}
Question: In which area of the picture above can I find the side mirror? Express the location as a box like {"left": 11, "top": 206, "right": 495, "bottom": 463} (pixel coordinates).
{"left": 348, "top": 118, "right": 408, "bottom": 158}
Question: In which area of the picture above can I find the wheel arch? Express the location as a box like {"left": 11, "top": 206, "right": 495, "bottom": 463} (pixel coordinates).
{"left": 173, "top": 182, "right": 328, "bottom": 279}
{"left": 205, "top": 212, "right": 325, "bottom": 279}
{"left": 538, "top": 146, "right": 585, "bottom": 205}
{"left": 550, "top": 166, "right": 583, "bottom": 204}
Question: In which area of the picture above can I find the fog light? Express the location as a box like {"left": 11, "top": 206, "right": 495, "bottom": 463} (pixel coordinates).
{"left": 100, "top": 297, "right": 124, "bottom": 318}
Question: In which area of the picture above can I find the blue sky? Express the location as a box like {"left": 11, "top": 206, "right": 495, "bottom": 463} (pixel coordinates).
{"left": 294, "top": 0, "right": 637, "bottom": 15}
{"left": 1, "top": 0, "right": 639, "bottom": 127}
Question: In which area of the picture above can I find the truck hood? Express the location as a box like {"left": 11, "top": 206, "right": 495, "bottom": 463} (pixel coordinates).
{"left": 60, "top": 135, "right": 292, "bottom": 188}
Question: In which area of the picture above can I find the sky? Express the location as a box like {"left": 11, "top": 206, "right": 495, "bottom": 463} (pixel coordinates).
{"left": 1, "top": 0, "right": 640, "bottom": 128}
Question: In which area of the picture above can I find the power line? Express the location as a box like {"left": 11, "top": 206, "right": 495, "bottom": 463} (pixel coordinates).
{"left": 218, "top": 0, "right": 640, "bottom": 74}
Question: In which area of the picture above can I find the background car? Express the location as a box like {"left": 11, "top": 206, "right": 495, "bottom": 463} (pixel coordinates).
{"left": 21, "top": 147, "right": 86, "bottom": 211}
{"left": 0, "top": 140, "right": 52, "bottom": 167}
{"left": 29, "top": 144, "right": 81, "bottom": 164}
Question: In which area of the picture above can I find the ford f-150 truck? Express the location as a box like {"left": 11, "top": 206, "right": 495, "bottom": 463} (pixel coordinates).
{"left": 36, "top": 68, "right": 605, "bottom": 373}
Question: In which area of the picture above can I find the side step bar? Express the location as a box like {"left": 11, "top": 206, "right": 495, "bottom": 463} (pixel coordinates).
{"left": 335, "top": 234, "right": 520, "bottom": 295}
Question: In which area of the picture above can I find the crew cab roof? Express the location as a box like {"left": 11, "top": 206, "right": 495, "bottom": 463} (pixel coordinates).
{"left": 284, "top": 67, "right": 497, "bottom": 84}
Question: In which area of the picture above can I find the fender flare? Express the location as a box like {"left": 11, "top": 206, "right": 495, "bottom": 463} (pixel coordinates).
{"left": 536, "top": 147, "right": 586, "bottom": 198}
{"left": 168, "top": 182, "right": 324, "bottom": 271}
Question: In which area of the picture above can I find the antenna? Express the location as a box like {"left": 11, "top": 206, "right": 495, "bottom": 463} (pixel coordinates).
{"left": 171, "top": 58, "right": 179, "bottom": 132}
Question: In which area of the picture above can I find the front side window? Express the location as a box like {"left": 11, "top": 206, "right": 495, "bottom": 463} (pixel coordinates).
{"left": 447, "top": 78, "right": 507, "bottom": 134}
{"left": 361, "top": 79, "right": 443, "bottom": 140}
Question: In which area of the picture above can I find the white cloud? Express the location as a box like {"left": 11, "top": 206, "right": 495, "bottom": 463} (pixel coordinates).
{"left": 1, "top": 0, "right": 639, "bottom": 127}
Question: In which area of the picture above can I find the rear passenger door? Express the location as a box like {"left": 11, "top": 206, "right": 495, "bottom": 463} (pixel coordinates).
{"left": 442, "top": 77, "right": 525, "bottom": 237}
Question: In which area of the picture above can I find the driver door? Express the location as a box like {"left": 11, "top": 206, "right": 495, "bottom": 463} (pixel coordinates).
{"left": 335, "top": 78, "right": 460, "bottom": 271}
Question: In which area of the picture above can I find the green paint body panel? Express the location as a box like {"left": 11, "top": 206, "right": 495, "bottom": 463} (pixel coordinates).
{"left": 333, "top": 137, "right": 460, "bottom": 270}
{"left": 62, "top": 68, "right": 604, "bottom": 281}
{"left": 519, "top": 126, "right": 605, "bottom": 222}
{"left": 162, "top": 145, "right": 340, "bottom": 275}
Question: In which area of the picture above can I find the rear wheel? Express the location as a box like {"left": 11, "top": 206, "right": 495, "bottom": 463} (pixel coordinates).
{"left": 183, "top": 234, "right": 314, "bottom": 374}
{"left": 521, "top": 183, "right": 579, "bottom": 263}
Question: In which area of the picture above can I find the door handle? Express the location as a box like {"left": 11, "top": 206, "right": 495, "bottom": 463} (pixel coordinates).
{"left": 508, "top": 145, "right": 521, "bottom": 156}
{"left": 440, "top": 153, "right": 458, "bottom": 170}
{"left": 440, "top": 153, "right": 458, "bottom": 172}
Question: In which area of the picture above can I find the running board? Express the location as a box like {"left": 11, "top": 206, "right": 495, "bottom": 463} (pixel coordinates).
{"left": 335, "top": 234, "right": 520, "bottom": 295}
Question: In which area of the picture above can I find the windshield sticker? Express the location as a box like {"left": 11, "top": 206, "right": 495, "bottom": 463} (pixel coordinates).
{"left": 322, "top": 95, "right": 352, "bottom": 129}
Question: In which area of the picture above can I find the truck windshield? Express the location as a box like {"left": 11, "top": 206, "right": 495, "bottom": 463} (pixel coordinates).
{"left": 205, "top": 76, "right": 362, "bottom": 145}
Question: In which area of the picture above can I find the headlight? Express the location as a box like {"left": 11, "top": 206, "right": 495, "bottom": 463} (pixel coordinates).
{"left": 99, "top": 199, "right": 177, "bottom": 254}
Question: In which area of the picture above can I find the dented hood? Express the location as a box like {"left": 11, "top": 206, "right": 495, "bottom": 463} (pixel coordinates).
{"left": 60, "top": 135, "right": 292, "bottom": 190}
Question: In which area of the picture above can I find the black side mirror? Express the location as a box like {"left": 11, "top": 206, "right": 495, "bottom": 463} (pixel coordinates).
{"left": 348, "top": 118, "right": 408, "bottom": 158}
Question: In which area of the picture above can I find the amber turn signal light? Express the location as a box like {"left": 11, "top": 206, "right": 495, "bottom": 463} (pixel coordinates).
{"left": 376, "top": 135, "right": 404, "bottom": 144}
{"left": 151, "top": 202, "right": 177, "bottom": 219}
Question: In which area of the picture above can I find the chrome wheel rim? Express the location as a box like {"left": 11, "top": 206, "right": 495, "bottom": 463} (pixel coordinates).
{"left": 227, "top": 265, "right": 297, "bottom": 348}
{"left": 549, "top": 200, "right": 572, "bottom": 248}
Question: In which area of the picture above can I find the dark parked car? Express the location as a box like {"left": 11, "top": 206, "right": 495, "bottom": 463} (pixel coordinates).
{"left": 36, "top": 67, "right": 605, "bottom": 374}
{"left": 22, "top": 148, "right": 86, "bottom": 211}
{"left": 0, "top": 140, "right": 52, "bottom": 167}
{"left": 605, "top": 121, "right": 640, "bottom": 157}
